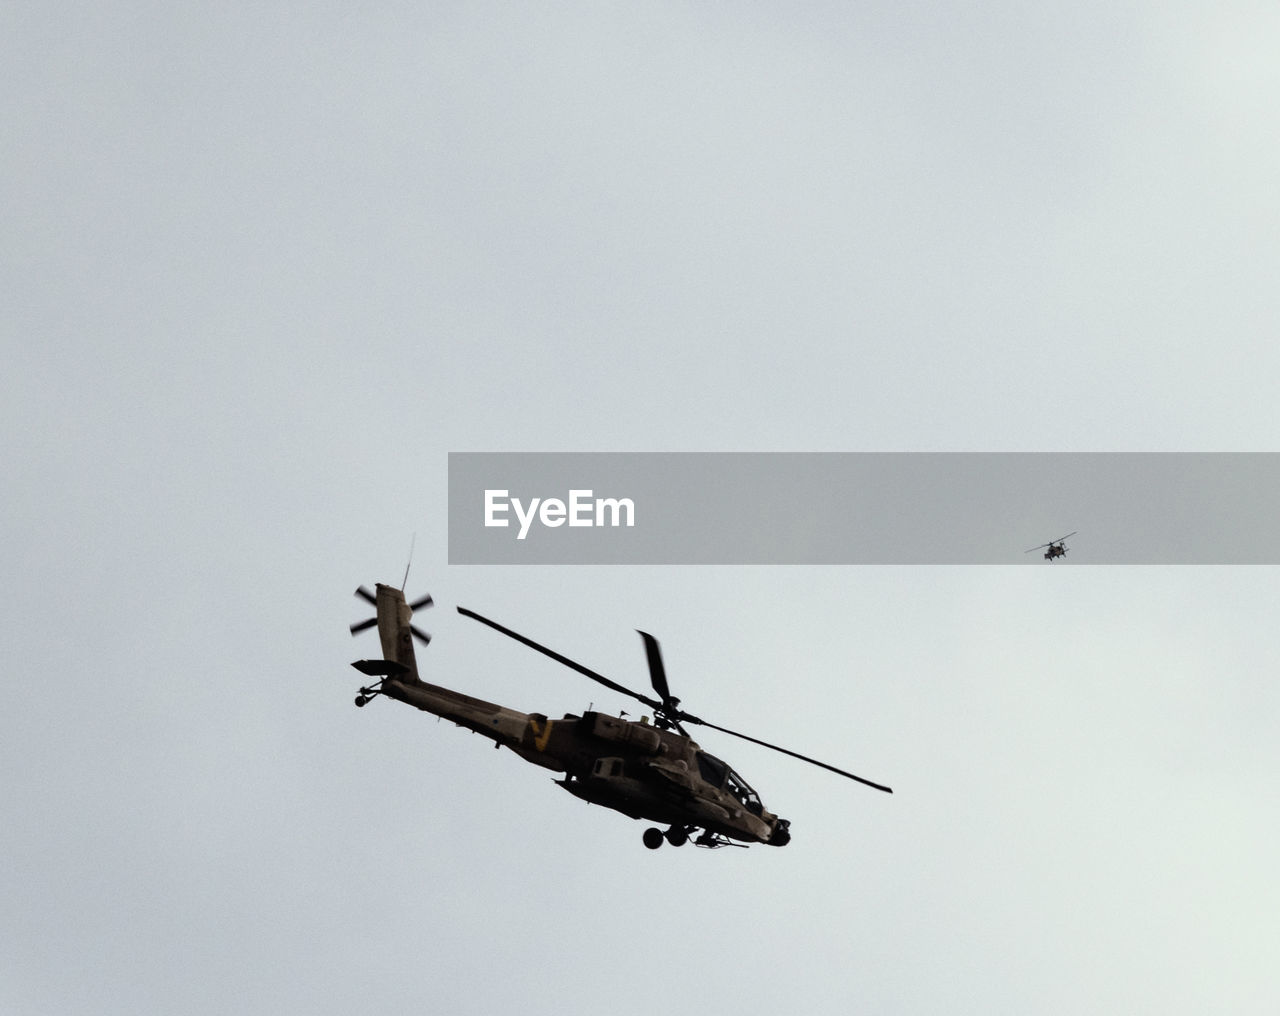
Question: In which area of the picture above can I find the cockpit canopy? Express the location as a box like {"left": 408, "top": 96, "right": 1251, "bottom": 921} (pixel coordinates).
{"left": 695, "top": 751, "right": 763, "bottom": 815}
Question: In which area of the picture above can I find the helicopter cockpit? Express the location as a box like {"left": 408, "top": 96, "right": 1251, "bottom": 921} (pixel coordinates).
{"left": 696, "top": 750, "right": 764, "bottom": 815}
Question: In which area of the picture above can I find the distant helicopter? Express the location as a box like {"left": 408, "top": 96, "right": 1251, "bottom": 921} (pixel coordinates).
{"left": 1025, "top": 531, "right": 1077, "bottom": 561}
{"left": 348, "top": 583, "right": 891, "bottom": 849}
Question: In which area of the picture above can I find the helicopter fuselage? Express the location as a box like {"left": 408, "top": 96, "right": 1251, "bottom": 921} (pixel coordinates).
{"left": 376, "top": 673, "right": 787, "bottom": 846}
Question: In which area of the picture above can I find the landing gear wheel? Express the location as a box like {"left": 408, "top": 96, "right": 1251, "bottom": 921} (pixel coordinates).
{"left": 642, "top": 827, "right": 664, "bottom": 850}
{"left": 355, "top": 695, "right": 368, "bottom": 707}
{"left": 664, "top": 827, "right": 689, "bottom": 847}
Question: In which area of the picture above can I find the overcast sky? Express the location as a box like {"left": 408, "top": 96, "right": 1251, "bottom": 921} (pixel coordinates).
{"left": 5, "top": 3, "right": 1280, "bottom": 1013}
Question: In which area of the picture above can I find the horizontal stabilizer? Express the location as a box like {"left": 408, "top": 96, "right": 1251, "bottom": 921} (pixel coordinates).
{"left": 351, "top": 658, "right": 410, "bottom": 678}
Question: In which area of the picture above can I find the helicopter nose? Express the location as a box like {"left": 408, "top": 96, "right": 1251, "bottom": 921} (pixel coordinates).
{"left": 768, "top": 819, "right": 791, "bottom": 846}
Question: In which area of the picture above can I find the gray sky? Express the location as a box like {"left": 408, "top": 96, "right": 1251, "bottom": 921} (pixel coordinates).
{"left": 5, "top": 3, "right": 1279, "bottom": 1013}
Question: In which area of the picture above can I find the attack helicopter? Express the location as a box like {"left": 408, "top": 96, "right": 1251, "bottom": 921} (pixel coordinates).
{"left": 1026, "top": 531, "right": 1076, "bottom": 561}
{"left": 348, "top": 582, "right": 891, "bottom": 849}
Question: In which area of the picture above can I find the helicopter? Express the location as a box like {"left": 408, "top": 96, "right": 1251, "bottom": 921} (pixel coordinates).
{"left": 1025, "top": 531, "right": 1076, "bottom": 561}
{"left": 348, "top": 582, "right": 891, "bottom": 849}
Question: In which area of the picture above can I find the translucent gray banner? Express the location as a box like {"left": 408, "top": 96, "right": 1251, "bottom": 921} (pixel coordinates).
{"left": 448, "top": 453, "right": 1280, "bottom": 564}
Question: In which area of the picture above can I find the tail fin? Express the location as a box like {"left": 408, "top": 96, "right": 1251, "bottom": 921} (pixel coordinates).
{"left": 350, "top": 583, "right": 432, "bottom": 683}
{"left": 376, "top": 584, "right": 420, "bottom": 681}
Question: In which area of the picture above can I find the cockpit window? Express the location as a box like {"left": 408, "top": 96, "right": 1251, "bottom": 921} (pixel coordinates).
{"left": 697, "top": 752, "right": 763, "bottom": 814}
{"left": 696, "top": 751, "right": 727, "bottom": 786}
{"left": 726, "top": 770, "right": 763, "bottom": 814}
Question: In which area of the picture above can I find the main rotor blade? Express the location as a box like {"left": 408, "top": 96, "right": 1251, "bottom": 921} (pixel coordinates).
{"left": 686, "top": 716, "right": 893, "bottom": 794}
{"left": 458, "top": 607, "right": 890, "bottom": 791}
{"left": 1026, "top": 531, "right": 1077, "bottom": 552}
{"left": 638, "top": 632, "right": 674, "bottom": 705}
{"left": 458, "top": 607, "right": 663, "bottom": 711}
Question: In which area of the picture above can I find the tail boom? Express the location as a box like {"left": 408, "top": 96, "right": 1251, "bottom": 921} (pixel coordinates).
{"left": 379, "top": 678, "right": 533, "bottom": 752}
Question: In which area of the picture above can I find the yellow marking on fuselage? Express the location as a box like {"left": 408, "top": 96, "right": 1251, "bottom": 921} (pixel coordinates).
{"left": 529, "top": 717, "right": 553, "bottom": 753}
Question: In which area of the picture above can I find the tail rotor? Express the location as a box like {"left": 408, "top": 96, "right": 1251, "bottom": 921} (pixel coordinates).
{"left": 349, "top": 586, "right": 434, "bottom": 646}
